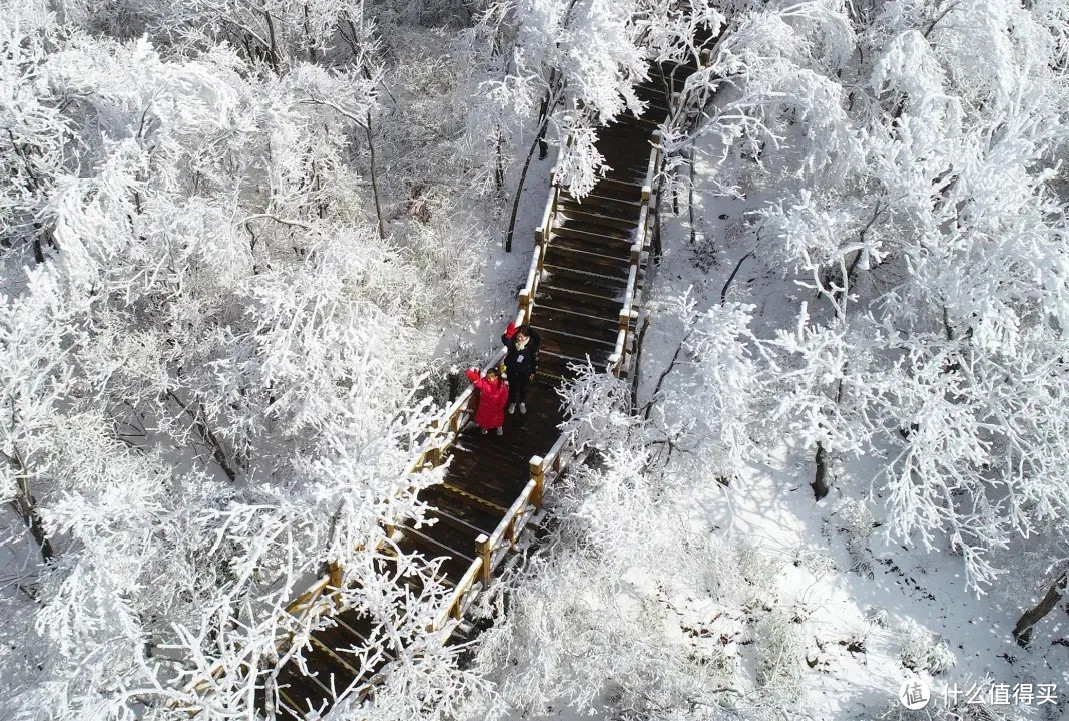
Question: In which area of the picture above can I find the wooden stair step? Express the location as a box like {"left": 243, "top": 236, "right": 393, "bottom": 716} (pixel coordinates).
{"left": 583, "top": 180, "right": 643, "bottom": 203}
{"left": 555, "top": 216, "right": 635, "bottom": 241}
{"left": 440, "top": 446, "right": 528, "bottom": 510}
{"left": 616, "top": 114, "right": 660, "bottom": 132}
{"left": 560, "top": 194, "right": 643, "bottom": 220}
{"left": 399, "top": 523, "right": 477, "bottom": 565}
{"left": 543, "top": 243, "right": 633, "bottom": 275}
{"left": 290, "top": 637, "right": 358, "bottom": 698}
{"left": 418, "top": 502, "right": 493, "bottom": 539}
{"left": 419, "top": 484, "right": 499, "bottom": 536}
{"left": 536, "top": 282, "right": 625, "bottom": 317}
{"left": 538, "top": 332, "right": 616, "bottom": 365}
{"left": 556, "top": 203, "right": 640, "bottom": 231}
{"left": 601, "top": 164, "right": 649, "bottom": 184}
{"left": 272, "top": 664, "right": 332, "bottom": 720}
{"left": 650, "top": 67, "right": 691, "bottom": 89}
{"left": 537, "top": 349, "right": 610, "bottom": 378}
{"left": 542, "top": 262, "right": 632, "bottom": 291}
{"left": 634, "top": 84, "right": 671, "bottom": 110}
{"left": 550, "top": 234, "right": 633, "bottom": 263}
{"left": 394, "top": 534, "right": 471, "bottom": 584}
{"left": 452, "top": 428, "right": 537, "bottom": 467}
{"left": 402, "top": 516, "right": 480, "bottom": 563}
{"left": 595, "top": 138, "right": 655, "bottom": 165}
{"left": 529, "top": 306, "right": 619, "bottom": 341}
{"left": 531, "top": 322, "right": 618, "bottom": 348}
{"left": 335, "top": 608, "right": 379, "bottom": 646}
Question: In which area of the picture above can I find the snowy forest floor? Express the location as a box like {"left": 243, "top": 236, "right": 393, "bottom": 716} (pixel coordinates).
{"left": 482, "top": 140, "right": 1069, "bottom": 721}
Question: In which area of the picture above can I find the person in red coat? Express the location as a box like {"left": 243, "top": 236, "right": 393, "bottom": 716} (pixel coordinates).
{"left": 465, "top": 366, "right": 509, "bottom": 435}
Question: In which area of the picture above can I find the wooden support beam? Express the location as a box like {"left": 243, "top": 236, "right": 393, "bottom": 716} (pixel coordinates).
{"left": 530, "top": 455, "right": 545, "bottom": 508}
{"left": 519, "top": 290, "right": 531, "bottom": 322}
{"left": 476, "top": 533, "right": 491, "bottom": 583}
{"left": 507, "top": 517, "right": 519, "bottom": 549}
{"left": 328, "top": 560, "right": 344, "bottom": 609}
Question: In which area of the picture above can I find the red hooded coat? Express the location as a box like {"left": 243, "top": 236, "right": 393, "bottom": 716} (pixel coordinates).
{"left": 465, "top": 369, "right": 509, "bottom": 430}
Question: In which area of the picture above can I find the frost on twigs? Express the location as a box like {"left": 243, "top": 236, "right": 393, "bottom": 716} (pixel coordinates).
{"left": 899, "top": 621, "right": 956, "bottom": 676}
{"left": 835, "top": 498, "right": 877, "bottom": 577}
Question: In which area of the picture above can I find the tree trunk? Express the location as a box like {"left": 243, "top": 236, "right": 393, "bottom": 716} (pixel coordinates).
{"left": 263, "top": 9, "right": 282, "bottom": 75}
{"left": 720, "top": 251, "right": 754, "bottom": 305}
{"left": 629, "top": 314, "right": 651, "bottom": 412}
{"left": 688, "top": 147, "right": 698, "bottom": 247}
{"left": 1013, "top": 572, "right": 1068, "bottom": 647}
{"left": 365, "top": 111, "right": 386, "bottom": 240}
{"left": 447, "top": 370, "right": 460, "bottom": 403}
{"left": 167, "top": 391, "right": 237, "bottom": 483}
{"left": 3, "top": 448, "right": 55, "bottom": 563}
{"left": 504, "top": 128, "right": 546, "bottom": 253}
{"left": 494, "top": 131, "right": 505, "bottom": 192}
{"left": 812, "top": 441, "right": 830, "bottom": 501}
{"left": 505, "top": 87, "right": 558, "bottom": 252}
{"left": 651, "top": 190, "right": 663, "bottom": 263}
{"left": 536, "top": 95, "right": 550, "bottom": 160}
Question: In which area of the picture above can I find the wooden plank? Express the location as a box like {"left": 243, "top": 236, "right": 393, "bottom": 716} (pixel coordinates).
{"left": 535, "top": 283, "right": 626, "bottom": 317}
{"left": 539, "top": 263, "right": 632, "bottom": 295}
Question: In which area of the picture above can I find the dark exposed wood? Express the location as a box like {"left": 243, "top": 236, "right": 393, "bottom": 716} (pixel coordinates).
{"left": 1013, "top": 571, "right": 1068, "bottom": 647}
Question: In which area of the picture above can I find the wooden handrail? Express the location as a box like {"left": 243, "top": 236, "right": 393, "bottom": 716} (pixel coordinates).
{"left": 431, "top": 556, "right": 483, "bottom": 632}
{"left": 607, "top": 129, "right": 661, "bottom": 376}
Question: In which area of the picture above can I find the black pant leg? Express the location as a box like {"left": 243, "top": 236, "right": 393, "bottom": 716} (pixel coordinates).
{"left": 509, "top": 374, "right": 529, "bottom": 405}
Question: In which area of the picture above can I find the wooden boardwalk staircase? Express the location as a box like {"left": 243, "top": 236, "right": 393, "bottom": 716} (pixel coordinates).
{"left": 243, "top": 60, "right": 698, "bottom": 721}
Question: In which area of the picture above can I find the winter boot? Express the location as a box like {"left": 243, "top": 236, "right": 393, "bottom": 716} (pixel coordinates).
{"left": 519, "top": 403, "right": 527, "bottom": 414}
{"left": 495, "top": 426, "right": 503, "bottom": 436}
{"left": 508, "top": 403, "right": 516, "bottom": 414}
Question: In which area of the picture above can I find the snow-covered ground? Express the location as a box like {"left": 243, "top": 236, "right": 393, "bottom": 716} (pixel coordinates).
{"left": 633, "top": 139, "right": 1068, "bottom": 719}
{"left": 480, "top": 124, "right": 1068, "bottom": 721}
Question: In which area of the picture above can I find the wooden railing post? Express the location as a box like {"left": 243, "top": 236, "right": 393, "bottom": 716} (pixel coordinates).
{"left": 507, "top": 517, "right": 519, "bottom": 549}
{"left": 519, "top": 290, "right": 531, "bottom": 323}
{"left": 328, "top": 560, "right": 344, "bottom": 609}
{"left": 476, "top": 534, "right": 491, "bottom": 582}
{"left": 530, "top": 455, "right": 545, "bottom": 508}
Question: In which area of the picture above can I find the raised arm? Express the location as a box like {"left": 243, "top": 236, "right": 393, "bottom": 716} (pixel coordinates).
{"left": 501, "top": 321, "right": 517, "bottom": 349}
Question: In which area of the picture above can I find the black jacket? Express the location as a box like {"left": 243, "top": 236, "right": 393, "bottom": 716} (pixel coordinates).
{"left": 502, "top": 328, "right": 541, "bottom": 379}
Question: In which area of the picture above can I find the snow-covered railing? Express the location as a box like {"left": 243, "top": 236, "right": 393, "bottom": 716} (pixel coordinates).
{"left": 608, "top": 130, "right": 660, "bottom": 377}
{"left": 430, "top": 431, "right": 586, "bottom": 634}
{"left": 521, "top": 165, "right": 559, "bottom": 325}
{"left": 281, "top": 170, "right": 566, "bottom": 642}
{"left": 169, "top": 565, "right": 343, "bottom": 707}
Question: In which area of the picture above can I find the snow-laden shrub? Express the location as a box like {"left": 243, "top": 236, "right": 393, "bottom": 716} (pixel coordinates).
{"left": 753, "top": 606, "right": 806, "bottom": 698}
{"left": 836, "top": 498, "right": 876, "bottom": 574}
{"left": 900, "top": 621, "right": 956, "bottom": 675}
{"left": 795, "top": 545, "right": 838, "bottom": 576}
{"left": 865, "top": 606, "right": 890, "bottom": 628}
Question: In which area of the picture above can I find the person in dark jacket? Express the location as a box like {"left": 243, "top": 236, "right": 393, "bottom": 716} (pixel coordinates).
{"left": 502, "top": 322, "right": 541, "bottom": 414}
